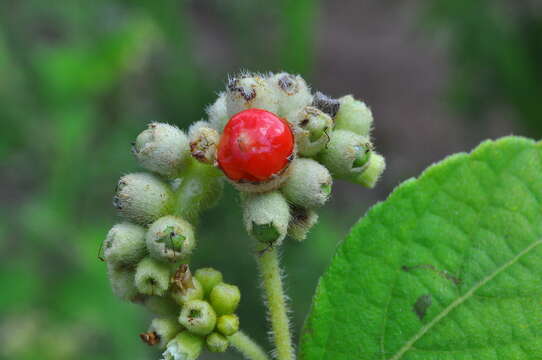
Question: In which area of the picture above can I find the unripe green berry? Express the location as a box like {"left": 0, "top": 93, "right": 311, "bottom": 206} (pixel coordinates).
{"left": 318, "top": 130, "right": 373, "bottom": 178}
{"left": 132, "top": 122, "right": 190, "bottom": 178}
{"left": 281, "top": 158, "right": 332, "bottom": 208}
{"left": 350, "top": 153, "right": 386, "bottom": 188}
{"left": 207, "top": 92, "right": 229, "bottom": 132}
{"left": 103, "top": 223, "right": 147, "bottom": 268}
{"left": 107, "top": 263, "right": 139, "bottom": 302}
{"left": 171, "top": 277, "right": 204, "bottom": 306}
{"left": 216, "top": 314, "right": 239, "bottom": 336}
{"left": 141, "top": 317, "right": 183, "bottom": 349}
{"left": 243, "top": 191, "right": 290, "bottom": 247}
{"left": 206, "top": 332, "right": 229, "bottom": 353}
{"left": 189, "top": 122, "right": 219, "bottom": 165}
{"left": 134, "top": 257, "right": 171, "bottom": 296}
{"left": 334, "top": 95, "right": 373, "bottom": 136}
{"left": 291, "top": 106, "right": 333, "bottom": 156}
{"left": 143, "top": 295, "right": 179, "bottom": 317}
{"left": 209, "top": 283, "right": 241, "bottom": 316}
{"left": 288, "top": 206, "right": 319, "bottom": 242}
{"left": 113, "top": 173, "right": 173, "bottom": 225}
{"left": 194, "top": 267, "right": 223, "bottom": 297}
{"left": 226, "top": 73, "right": 279, "bottom": 117}
{"left": 162, "top": 331, "right": 204, "bottom": 360}
{"left": 146, "top": 215, "right": 196, "bottom": 263}
{"left": 268, "top": 72, "right": 312, "bottom": 119}
{"left": 178, "top": 299, "right": 217, "bottom": 336}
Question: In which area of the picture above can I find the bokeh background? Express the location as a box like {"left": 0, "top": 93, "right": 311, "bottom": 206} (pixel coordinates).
{"left": 1, "top": 1, "right": 541, "bottom": 359}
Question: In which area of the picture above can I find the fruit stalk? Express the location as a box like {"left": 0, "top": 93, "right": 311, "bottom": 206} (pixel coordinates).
{"left": 229, "top": 331, "right": 270, "bottom": 360}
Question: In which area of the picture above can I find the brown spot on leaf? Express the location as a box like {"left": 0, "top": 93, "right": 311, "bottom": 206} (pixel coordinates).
{"left": 413, "top": 294, "right": 432, "bottom": 321}
{"left": 402, "top": 264, "right": 461, "bottom": 285}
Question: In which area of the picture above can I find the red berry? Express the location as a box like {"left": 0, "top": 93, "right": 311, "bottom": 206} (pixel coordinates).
{"left": 217, "top": 109, "right": 294, "bottom": 183}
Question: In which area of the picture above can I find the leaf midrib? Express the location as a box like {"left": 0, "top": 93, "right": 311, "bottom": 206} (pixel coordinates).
{"left": 387, "top": 238, "right": 542, "bottom": 360}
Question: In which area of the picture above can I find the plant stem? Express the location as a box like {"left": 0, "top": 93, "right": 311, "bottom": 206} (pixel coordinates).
{"left": 229, "top": 331, "right": 270, "bottom": 360}
{"left": 256, "top": 247, "right": 295, "bottom": 360}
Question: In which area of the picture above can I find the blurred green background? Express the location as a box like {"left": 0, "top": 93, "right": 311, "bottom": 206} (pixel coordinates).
{"left": 1, "top": 1, "right": 541, "bottom": 359}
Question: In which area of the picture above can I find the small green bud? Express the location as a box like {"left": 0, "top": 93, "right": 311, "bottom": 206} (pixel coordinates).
{"left": 107, "top": 263, "right": 139, "bottom": 302}
{"left": 288, "top": 206, "right": 319, "bottom": 242}
{"left": 209, "top": 283, "right": 241, "bottom": 316}
{"left": 103, "top": 223, "right": 147, "bottom": 268}
{"left": 189, "top": 122, "right": 219, "bottom": 165}
{"left": 135, "top": 257, "right": 171, "bottom": 296}
{"left": 291, "top": 106, "right": 333, "bottom": 156}
{"left": 206, "top": 332, "right": 229, "bottom": 353}
{"left": 113, "top": 173, "right": 173, "bottom": 225}
{"left": 311, "top": 91, "right": 340, "bottom": 118}
{"left": 171, "top": 277, "right": 204, "bottom": 306}
{"left": 268, "top": 72, "right": 312, "bottom": 119}
{"left": 226, "top": 72, "right": 278, "bottom": 117}
{"left": 281, "top": 158, "right": 332, "bottom": 208}
{"left": 178, "top": 299, "right": 217, "bottom": 336}
{"left": 318, "top": 130, "right": 373, "bottom": 178}
{"left": 243, "top": 191, "right": 290, "bottom": 247}
{"left": 143, "top": 295, "right": 180, "bottom": 317}
{"left": 194, "top": 267, "right": 223, "bottom": 297}
{"left": 132, "top": 123, "right": 190, "bottom": 178}
{"left": 350, "top": 153, "right": 386, "bottom": 188}
{"left": 207, "top": 92, "right": 229, "bottom": 132}
{"left": 146, "top": 215, "right": 196, "bottom": 263}
{"left": 216, "top": 314, "right": 239, "bottom": 336}
{"left": 141, "top": 317, "right": 183, "bottom": 349}
{"left": 334, "top": 95, "right": 373, "bottom": 136}
{"left": 162, "top": 331, "right": 204, "bottom": 360}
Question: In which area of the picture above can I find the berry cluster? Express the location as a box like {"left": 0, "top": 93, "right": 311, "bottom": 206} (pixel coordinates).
{"left": 104, "top": 71, "right": 385, "bottom": 359}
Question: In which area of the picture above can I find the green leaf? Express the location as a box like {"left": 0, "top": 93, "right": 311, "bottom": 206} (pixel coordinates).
{"left": 301, "top": 136, "right": 542, "bottom": 360}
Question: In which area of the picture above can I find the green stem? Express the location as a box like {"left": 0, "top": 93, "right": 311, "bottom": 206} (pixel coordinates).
{"left": 256, "top": 248, "right": 295, "bottom": 360}
{"left": 229, "top": 331, "right": 270, "bottom": 360}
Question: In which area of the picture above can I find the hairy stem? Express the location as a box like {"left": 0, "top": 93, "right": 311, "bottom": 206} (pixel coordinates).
{"left": 229, "top": 331, "right": 270, "bottom": 360}
{"left": 257, "top": 248, "right": 295, "bottom": 360}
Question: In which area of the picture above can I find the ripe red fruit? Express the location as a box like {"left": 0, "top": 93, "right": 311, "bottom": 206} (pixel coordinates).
{"left": 217, "top": 109, "right": 294, "bottom": 183}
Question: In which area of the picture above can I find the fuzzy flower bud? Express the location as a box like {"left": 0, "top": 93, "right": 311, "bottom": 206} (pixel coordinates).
{"left": 178, "top": 299, "right": 217, "bottom": 336}
{"left": 207, "top": 92, "right": 229, "bottom": 132}
{"left": 134, "top": 257, "right": 171, "bottom": 296}
{"left": 311, "top": 91, "right": 340, "bottom": 119}
{"left": 281, "top": 158, "right": 332, "bottom": 208}
{"left": 209, "top": 283, "right": 241, "bottom": 316}
{"left": 288, "top": 206, "right": 319, "bottom": 242}
{"left": 141, "top": 317, "right": 183, "bottom": 349}
{"left": 162, "top": 332, "right": 204, "bottom": 360}
{"left": 103, "top": 223, "right": 147, "bottom": 268}
{"left": 318, "top": 130, "right": 373, "bottom": 178}
{"left": 334, "top": 95, "right": 373, "bottom": 136}
{"left": 146, "top": 215, "right": 196, "bottom": 263}
{"left": 216, "top": 314, "right": 239, "bottom": 336}
{"left": 113, "top": 173, "right": 173, "bottom": 225}
{"left": 268, "top": 72, "right": 312, "bottom": 119}
{"left": 143, "top": 296, "right": 180, "bottom": 317}
{"left": 349, "top": 153, "right": 386, "bottom": 188}
{"left": 107, "top": 263, "right": 139, "bottom": 302}
{"left": 291, "top": 106, "right": 333, "bottom": 156}
{"left": 243, "top": 191, "right": 290, "bottom": 247}
{"left": 206, "top": 332, "right": 229, "bottom": 353}
{"left": 194, "top": 268, "right": 223, "bottom": 297}
{"left": 132, "top": 123, "right": 190, "bottom": 178}
{"left": 225, "top": 73, "right": 278, "bottom": 117}
{"left": 189, "top": 122, "right": 219, "bottom": 165}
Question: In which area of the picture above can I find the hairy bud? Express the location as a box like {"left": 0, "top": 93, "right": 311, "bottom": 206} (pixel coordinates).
{"left": 194, "top": 267, "right": 223, "bottom": 297}
{"left": 268, "top": 72, "right": 312, "bottom": 119}
{"left": 162, "top": 332, "right": 204, "bottom": 360}
{"left": 142, "top": 317, "right": 183, "bottom": 349}
{"left": 288, "top": 206, "right": 319, "bottom": 242}
{"left": 243, "top": 191, "right": 290, "bottom": 247}
{"left": 334, "top": 95, "right": 373, "bottom": 136}
{"left": 104, "top": 223, "right": 147, "bottom": 268}
{"left": 291, "top": 106, "right": 333, "bottom": 156}
{"left": 113, "top": 173, "right": 173, "bottom": 225}
{"left": 132, "top": 123, "right": 190, "bottom": 178}
{"left": 216, "top": 314, "right": 239, "bottom": 336}
{"left": 206, "top": 332, "right": 229, "bottom": 353}
{"left": 318, "top": 130, "right": 373, "bottom": 178}
{"left": 350, "top": 153, "right": 386, "bottom": 188}
{"left": 209, "top": 283, "right": 241, "bottom": 316}
{"left": 281, "top": 158, "right": 332, "bottom": 208}
{"left": 178, "top": 299, "right": 217, "bottom": 336}
{"left": 189, "top": 122, "right": 219, "bottom": 165}
{"left": 134, "top": 257, "right": 171, "bottom": 296}
{"left": 107, "top": 263, "right": 139, "bottom": 302}
{"left": 146, "top": 215, "right": 196, "bottom": 263}
{"left": 225, "top": 73, "right": 278, "bottom": 117}
{"left": 207, "top": 92, "right": 229, "bottom": 132}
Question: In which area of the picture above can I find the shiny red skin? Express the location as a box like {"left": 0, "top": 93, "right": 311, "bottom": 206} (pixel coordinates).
{"left": 217, "top": 109, "right": 294, "bottom": 182}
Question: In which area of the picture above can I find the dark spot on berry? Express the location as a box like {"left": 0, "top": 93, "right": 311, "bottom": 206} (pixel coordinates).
{"left": 312, "top": 91, "right": 340, "bottom": 118}
{"left": 300, "top": 118, "right": 309, "bottom": 127}
{"left": 278, "top": 74, "right": 298, "bottom": 95}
